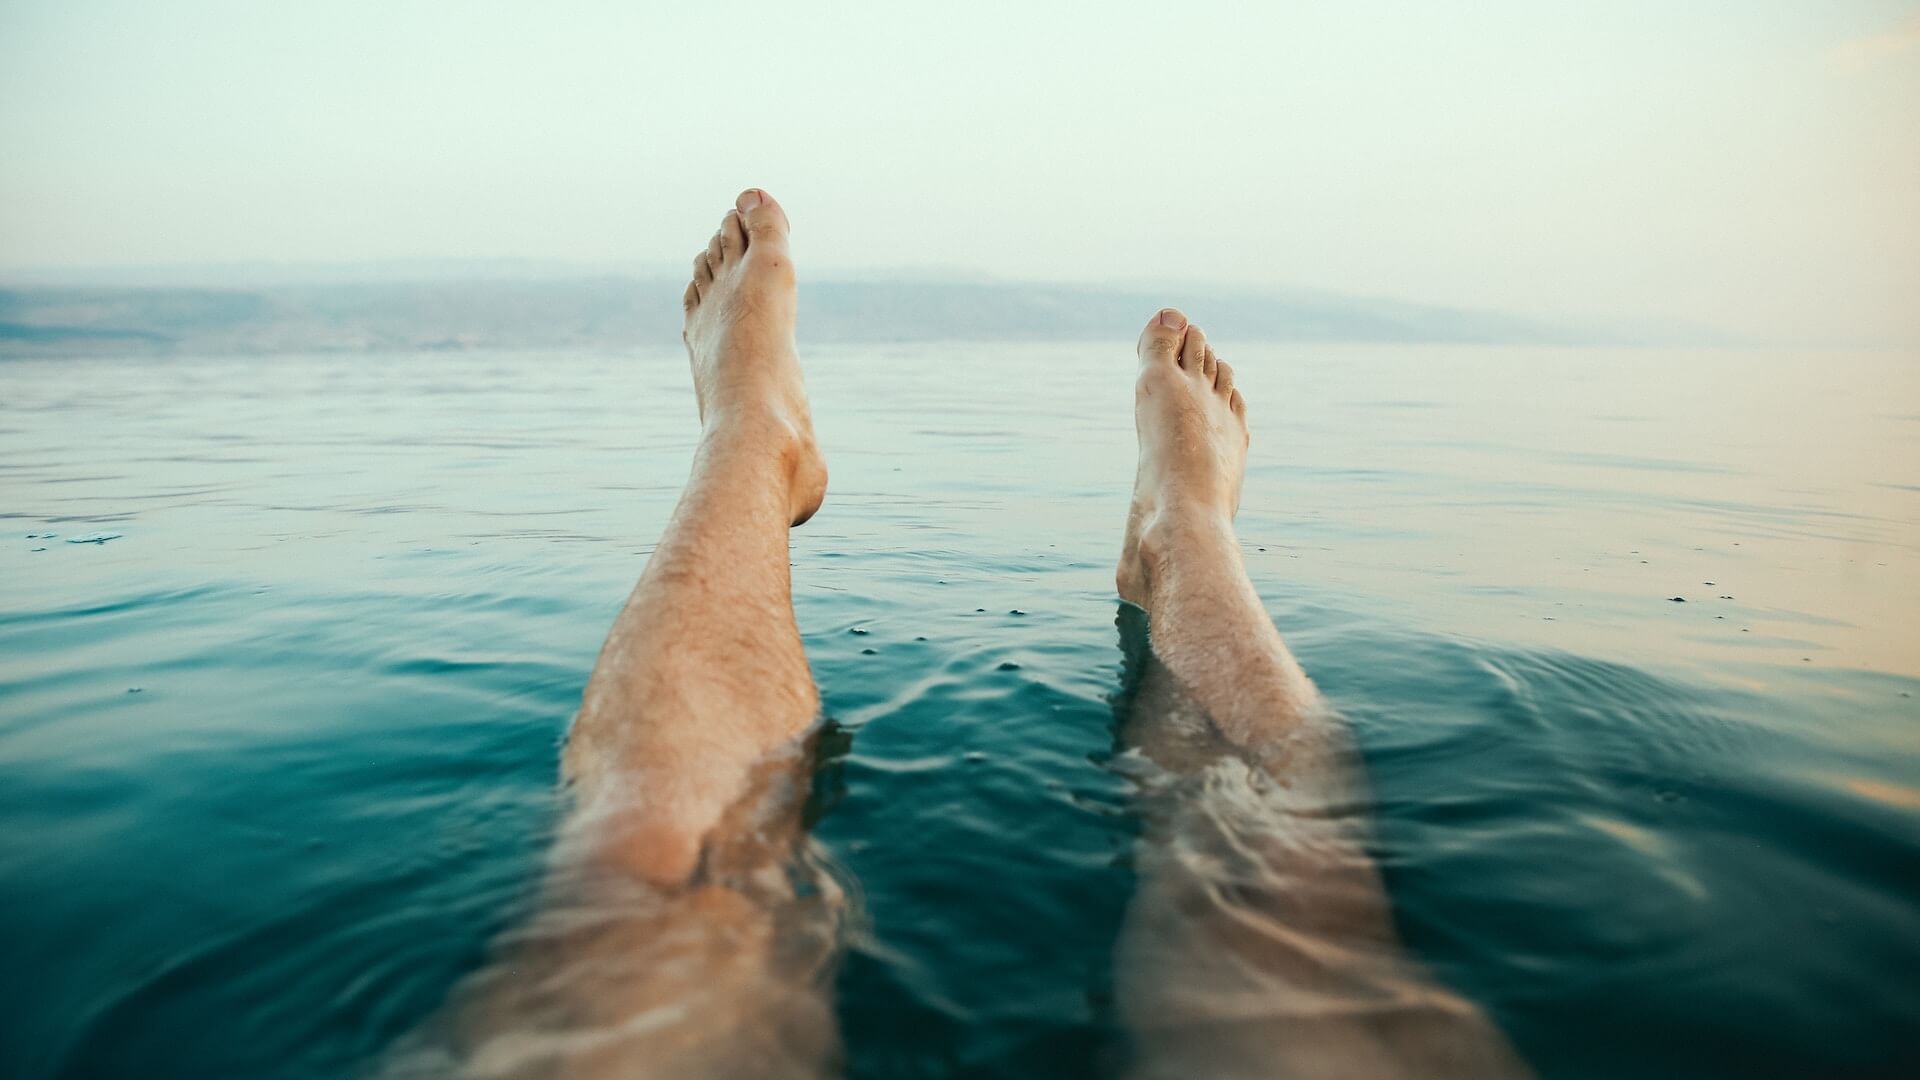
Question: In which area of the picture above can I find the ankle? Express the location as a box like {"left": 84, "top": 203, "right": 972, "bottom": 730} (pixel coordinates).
{"left": 1143, "top": 499, "right": 1235, "bottom": 543}
{"left": 698, "top": 406, "right": 826, "bottom": 526}
{"left": 1120, "top": 504, "right": 1236, "bottom": 607}
{"left": 1140, "top": 504, "right": 1237, "bottom": 568}
{"left": 702, "top": 398, "right": 805, "bottom": 448}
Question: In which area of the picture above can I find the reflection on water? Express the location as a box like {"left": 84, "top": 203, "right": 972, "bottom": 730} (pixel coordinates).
{"left": 1, "top": 343, "right": 1917, "bottom": 1078}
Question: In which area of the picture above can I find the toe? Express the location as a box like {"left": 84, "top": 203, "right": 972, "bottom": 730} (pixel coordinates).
{"left": 1230, "top": 388, "right": 1247, "bottom": 415}
{"left": 1215, "top": 359, "right": 1234, "bottom": 395}
{"left": 1201, "top": 344, "right": 1219, "bottom": 380}
{"left": 683, "top": 280, "right": 701, "bottom": 310}
{"left": 736, "top": 188, "right": 790, "bottom": 250}
{"left": 693, "top": 251, "right": 713, "bottom": 286}
{"left": 706, "top": 231, "right": 725, "bottom": 268}
{"left": 718, "top": 210, "right": 747, "bottom": 260}
{"left": 1180, "top": 324, "right": 1209, "bottom": 372}
{"left": 1138, "top": 308, "right": 1187, "bottom": 365}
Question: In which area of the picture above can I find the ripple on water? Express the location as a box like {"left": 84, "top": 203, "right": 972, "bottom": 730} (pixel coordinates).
{"left": 2, "top": 345, "right": 1917, "bottom": 1079}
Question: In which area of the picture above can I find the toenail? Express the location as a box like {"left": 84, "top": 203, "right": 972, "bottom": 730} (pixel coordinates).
{"left": 738, "top": 189, "right": 764, "bottom": 210}
{"left": 1158, "top": 309, "right": 1187, "bottom": 330}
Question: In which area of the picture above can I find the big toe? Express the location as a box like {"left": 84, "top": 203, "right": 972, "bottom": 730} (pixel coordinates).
{"left": 1138, "top": 308, "right": 1188, "bottom": 365}
{"left": 736, "top": 188, "right": 791, "bottom": 251}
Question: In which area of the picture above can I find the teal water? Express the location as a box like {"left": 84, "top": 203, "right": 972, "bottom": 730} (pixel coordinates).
{"left": 2, "top": 343, "right": 1917, "bottom": 1078}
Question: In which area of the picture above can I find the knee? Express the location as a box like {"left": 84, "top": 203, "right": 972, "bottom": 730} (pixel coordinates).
{"left": 603, "top": 820, "right": 705, "bottom": 888}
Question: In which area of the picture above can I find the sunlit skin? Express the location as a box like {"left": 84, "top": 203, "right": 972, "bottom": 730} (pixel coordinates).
{"left": 395, "top": 190, "right": 841, "bottom": 1080}
{"left": 562, "top": 187, "right": 827, "bottom": 889}
{"left": 437, "top": 191, "right": 1528, "bottom": 1078}
{"left": 1113, "top": 309, "right": 1530, "bottom": 1079}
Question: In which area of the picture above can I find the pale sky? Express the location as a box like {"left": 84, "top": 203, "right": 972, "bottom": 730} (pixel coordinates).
{"left": 2, "top": 0, "right": 1916, "bottom": 345}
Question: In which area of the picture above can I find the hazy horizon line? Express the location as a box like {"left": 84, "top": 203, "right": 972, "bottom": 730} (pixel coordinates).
{"left": 1, "top": 253, "right": 1683, "bottom": 316}
{"left": 8, "top": 256, "right": 1917, "bottom": 350}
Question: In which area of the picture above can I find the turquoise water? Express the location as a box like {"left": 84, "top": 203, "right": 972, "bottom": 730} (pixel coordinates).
{"left": 2, "top": 342, "right": 1917, "bottom": 1078}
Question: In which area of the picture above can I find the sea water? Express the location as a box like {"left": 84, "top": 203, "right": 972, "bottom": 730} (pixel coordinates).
{"left": 1, "top": 342, "right": 1916, "bottom": 1078}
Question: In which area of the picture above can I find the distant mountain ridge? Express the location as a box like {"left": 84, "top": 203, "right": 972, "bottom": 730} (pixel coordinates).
{"left": 0, "top": 272, "right": 1623, "bottom": 357}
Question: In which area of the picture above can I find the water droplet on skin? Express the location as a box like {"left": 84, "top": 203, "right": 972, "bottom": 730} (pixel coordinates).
{"left": 1008, "top": 609, "right": 1026, "bottom": 616}
{"left": 1668, "top": 597, "right": 1686, "bottom": 602}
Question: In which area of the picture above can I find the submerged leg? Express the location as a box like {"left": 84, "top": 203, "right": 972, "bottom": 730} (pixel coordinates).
{"left": 562, "top": 186, "right": 827, "bottom": 889}
{"left": 1113, "top": 310, "right": 1530, "bottom": 1080}
{"left": 391, "top": 190, "right": 841, "bottom": 1079}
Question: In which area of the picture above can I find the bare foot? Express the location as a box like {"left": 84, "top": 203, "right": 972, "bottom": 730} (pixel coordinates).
{"left": 559, "top": 189, "right": 829, "bottom": 888}
{"left": 1117, "top": 307, "right": 1249, "bottom": 610}
{"left": 1108, "top": 310, "right": 1532, "bottom": 1079}
{"left": 399, "top": 190, "right": 846, "bottom": 1079}
{"left": 683, "top": 188, "right": 827, "bottom": 526}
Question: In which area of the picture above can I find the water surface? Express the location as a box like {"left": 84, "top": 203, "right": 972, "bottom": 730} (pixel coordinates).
{"left": 2, "top": 342, "right": 1916, "bottom": 1078}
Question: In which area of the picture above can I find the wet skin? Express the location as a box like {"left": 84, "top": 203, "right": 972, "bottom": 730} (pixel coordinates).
{"left": 417, "top": 191, "right": 1528, "bottom": 1079}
